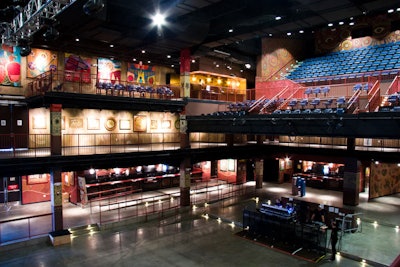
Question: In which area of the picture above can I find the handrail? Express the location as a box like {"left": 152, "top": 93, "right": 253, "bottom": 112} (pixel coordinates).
{"left": 0, "top": 212, "right": 52, "bottom": 224}
{"left": 365, "top": 80, "right": 380, "bottom": 112}
{"left": 387, "top": 75, "right": 399, "bottom": 95}
{"left": 347, "top": 88, "right": 361, "bottom": 109}
{"left": 247, "top": 95, "right": 267, "bottom": 113}
{"left": 259, "top": 85, "right": 290, "bottom": 113}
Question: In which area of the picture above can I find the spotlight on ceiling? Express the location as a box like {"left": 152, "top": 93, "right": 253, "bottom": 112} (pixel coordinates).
{"left": 83, "top": 0, "right": 104, "bottom": 16}
{"left": 17, "top": 39, "right": 31, "bottom": 57}
{"left": 43, "top": 27, "right": 59, "bottom": 41}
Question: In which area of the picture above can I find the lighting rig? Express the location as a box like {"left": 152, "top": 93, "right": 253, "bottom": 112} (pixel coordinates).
{"left": 0, "top": 0, "right": 77, "bottom": 56}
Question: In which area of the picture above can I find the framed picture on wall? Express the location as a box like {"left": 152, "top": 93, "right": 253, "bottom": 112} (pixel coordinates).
{"left": 134, "top": 115, "right": 147, "bottom": 132}
{"left": 119, "top": 119, "right": 131, "bottom": 130}
{"left": 150, "top": 120, "right": 158, "bottom": 130}
{"left": 33, "top": 117, "right": 47, "bottom": 129}
{"left": 161, "top": 120, "right": 171, "bottom": 129}
{"left": 87, "top": 118, "right": 100, "bottom": 130}
{"left": 69, "top": 118, "right": 84, "bottom": 129}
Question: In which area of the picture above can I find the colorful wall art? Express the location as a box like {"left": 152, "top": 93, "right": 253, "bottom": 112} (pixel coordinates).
{"left": 0, "top": 44, "right": 21, "bottom": 86}
{"left": 97, "top": 58, "right": 121, "bottom": 83}
{"left": 64, "top": 53, "right": 91, "bottom": 83}
{"left": 127, "top": 62, "right": 156, "bottom": 84}
{"left": 27, "top": 48, "right": 57, "bottom": 78}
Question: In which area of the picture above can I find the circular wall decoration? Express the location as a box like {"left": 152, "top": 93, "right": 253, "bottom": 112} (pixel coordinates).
{"left": 174, "top": 119, "right": 180, "bottom": 129}
{"left": 105, "top": 117, "right": 116, "bottom": 131}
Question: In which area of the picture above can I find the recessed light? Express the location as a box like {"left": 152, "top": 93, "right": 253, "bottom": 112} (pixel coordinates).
{"left": 192, "top": 59, "right": 195, "bottom": 63}
{"left": 388, "top": 9, "right": 394, "bottom": 13}
{"left": 171, "top": 64, "right": 174, "bottom": 67}
{"left": 109, "top": 44, "right": 114, "bottom": 48}
{"left": 228, "top": 28, "right": 233, "bottom": 33}
{"left": 75, "top": 38, "right": 79, "bottom": 42}
{"left": 299, "top": 30, "right": 304, "bottom": 33}
{"left": 167, "top": 55, "right": 171, "bottom": 58}
{"left": 142, "top": 50, "right": 145, "bottom": 53}
{"left": 339, "top": 21, "right": 344, "bottom": 25}
{"left": 147, "top": 60, "right": 151, "bottom": 63}
{"left": 287, "top": 32, "right": 292, "bottom": 36}
{"left": 328, "top": 23, "right": 333, "bottom": 27}
{"left": 349, "top": 22, "right": 355, "bottom": 26}
{"left": 269, "top": 33, "right": 272, "bottom": 37}
{"left": 275, "top": 16, "right": 281, "bottom": 20}
{"left": 397, "top": 7, "right": 400, "bottom": 12}
{"left": 133, "top": 58, "right": 136, "bottom": 61}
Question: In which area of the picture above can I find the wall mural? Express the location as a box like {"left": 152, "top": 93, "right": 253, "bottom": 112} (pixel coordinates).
{"left": 97, "top": 58, "right": 121, "bottom": 83}
{"left": 0, "top": 44, "right": 21, "bottom": 86}
{"left": 315, "top": 13, "right": 400, "bottom": 54}
{"left": 127, "top": 62, "right": 156, "bottom": 84}
{"left": 64, "top": 53, "right": 91, "bottom": 83}
{"left": 27, "top": 48, "right": 57, "bottom": 78}
{"left": 369, "top": 163, "right": 400, "bottom": 199}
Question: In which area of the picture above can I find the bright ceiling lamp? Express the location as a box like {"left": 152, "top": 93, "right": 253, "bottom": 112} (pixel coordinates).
{"left": 152, "top": 12, "right": 166, "bottom": 27}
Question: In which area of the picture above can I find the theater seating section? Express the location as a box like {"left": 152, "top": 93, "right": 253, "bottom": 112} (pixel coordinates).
{"left": 219, "top": 42, "right": 400, "bottom": 116}
{"left": 286, "top": 42, "right": 400, "bottom": 83}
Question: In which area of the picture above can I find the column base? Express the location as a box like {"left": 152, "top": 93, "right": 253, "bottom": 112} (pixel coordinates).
{"left": 48, "top": 229, "right": 71, "bottom": 246}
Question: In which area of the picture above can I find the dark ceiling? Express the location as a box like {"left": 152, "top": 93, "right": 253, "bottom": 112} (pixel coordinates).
{"left": 1, "top": 0, "right": 400, "bottom": 73}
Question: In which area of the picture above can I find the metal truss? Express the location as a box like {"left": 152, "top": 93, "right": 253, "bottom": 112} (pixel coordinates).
{"left": 1, "top": 0, "right": 76, "bottom": 45}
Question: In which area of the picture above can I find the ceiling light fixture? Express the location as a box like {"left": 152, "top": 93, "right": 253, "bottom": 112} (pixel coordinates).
{"left": 213, "top": 49, "right": 230, "bottom": 56}
{"left": 142, "top": 50, "right": 145, "bottom": 53}
{"left": 152, "top": 12, "right": 166, "bottom": 27}
{"left": 228, "top": 28, "right": 233, "bottom": 33}
{"left": 299, "top": 30, "right": 304, "bottom": 33}
{"left": 328, "top": 23, "right": 333, "bottom": 27}
{"left": 167, "top": 55, "right": 171, "bottom": 58}
{"left": 339, "top": 21, "right": 344, "bottom": 25}
{"left": 275, "top": 16, "right": 282, "bottom": 20}
{"left": 388, "top": 9, "right": 394, "bottom": 13}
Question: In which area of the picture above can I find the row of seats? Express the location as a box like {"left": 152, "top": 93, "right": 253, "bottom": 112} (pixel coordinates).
{"left": 204, "top": 111, "right": 247, "bottom": 116}
{"left": 273, "top": 107, "right": 345, "bottom": 115}
{"left": 95, "top": 82, "right": 174, "bottom": 97}
{"left": 288, "top": 96, "right": 346, "bottom": 109}
{"left": 353, "top": 83, "right": 370, "bottom": 91}
{"left": 386, "top": 93, "right": 400, "bottom": 106}
{"left": 304, "top": 86, "right": 330, "bottom": 96}
{"left": 286, "top": 42, "right": 400, "bottom": 81}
